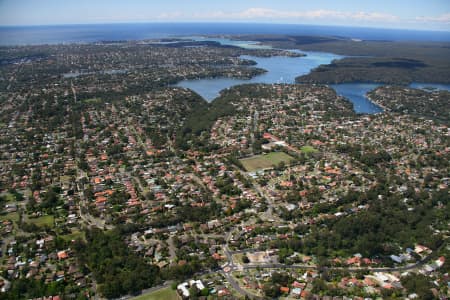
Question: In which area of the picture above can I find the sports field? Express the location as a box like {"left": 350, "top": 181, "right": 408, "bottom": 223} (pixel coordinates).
{"left": 240, "top": 152, "right": 294, "bottom": 172}
{"left": 28, "top": 215, "right": 54, "bottom": 227}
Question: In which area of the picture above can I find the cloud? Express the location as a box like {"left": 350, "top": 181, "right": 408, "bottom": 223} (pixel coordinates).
{"left": 151, "top": 7, "right": 450, "bottom": 30}
{"left": 157, "top": 7, "right": 401, "bottom": 24}
{"left": 157, "top": 11, "right": 183, "bottom": 20}
{"left": 415, "top": 13, "right": 450, "bottom": 24}
{"left": 232, "top": 8, "right": 400, "bottom": 23}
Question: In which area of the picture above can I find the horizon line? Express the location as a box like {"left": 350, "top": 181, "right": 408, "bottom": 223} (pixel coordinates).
{"left": 1, "top": 21, "right": 450, "bottom": 34}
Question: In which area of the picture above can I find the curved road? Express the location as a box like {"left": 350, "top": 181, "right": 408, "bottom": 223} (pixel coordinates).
{"left": 220, "top": 235, "right": 447, "bottom": 299}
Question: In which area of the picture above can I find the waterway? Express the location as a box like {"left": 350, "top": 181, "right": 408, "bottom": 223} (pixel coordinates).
{"left": 330, "top": 83, "right": 383, "bottom": 114}
{"left": 176, "top": 37, "right": 450, "bottom": 114}
{"left": 63, "top": 69, "right": 127, "bottom": 78}
{"left": 176, "top": 51, "right": 342, "bottom": 102}
{"left": 176, "top": 38, "right": 384, "bottom": 113}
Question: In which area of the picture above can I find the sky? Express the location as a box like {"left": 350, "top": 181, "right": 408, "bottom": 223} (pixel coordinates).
{"left": 0, "top": 0, "right": 449, "bottom": 31}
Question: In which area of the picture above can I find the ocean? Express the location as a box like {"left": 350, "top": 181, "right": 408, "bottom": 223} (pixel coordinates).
{"left": 1, "top": 23, "right": 450, "bottom": 46}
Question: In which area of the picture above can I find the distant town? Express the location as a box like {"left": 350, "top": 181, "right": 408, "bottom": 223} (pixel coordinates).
{"left": 0, "top": 36, "right": 449, "bottom": 300}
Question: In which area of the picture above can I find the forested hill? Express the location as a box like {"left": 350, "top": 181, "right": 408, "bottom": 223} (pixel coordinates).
{"left": 294, "top": 39, "right": 450, "bottom": 84}
{"left": 368, "top": 86, "right": 450, "bottom": 125}
{"left": 233, "top": 35, "right": 450, "bottom": 85}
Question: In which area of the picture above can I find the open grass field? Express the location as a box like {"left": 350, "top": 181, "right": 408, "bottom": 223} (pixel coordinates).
{"left": 61, "top": 230, "right": 86, "bottom": 242}
{"left": 0, "top": 212, "right": 20, "bottom": 223}
{"left": 2, "top": 192, "right": 16, "bottom": 202}
{"left": 83, "top": 98, "right": 102, "bottom": 104}
{"left": 132, "top": 287, "right": 178, "bottom": 300}
{"left": 28, "top": 215, "right": 54, "bottom": 227}
{"left": 300, "top": 145, "right": 318, "bottom": 153}
{"left": 240, "top": 152, "right": 294, "bottom": 172}
{"left": 60, "top": 175, "right": 71, "bottom": 184}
